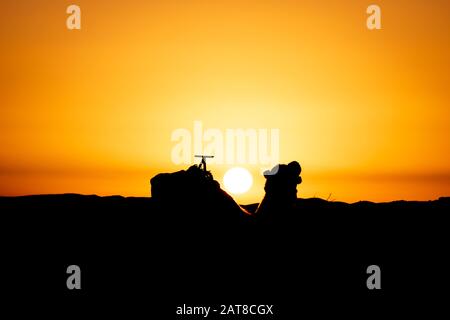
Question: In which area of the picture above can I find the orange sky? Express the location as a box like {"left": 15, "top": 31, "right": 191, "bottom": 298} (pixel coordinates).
{"left": 1, "top": 0, "right": 449, "bottom": 203}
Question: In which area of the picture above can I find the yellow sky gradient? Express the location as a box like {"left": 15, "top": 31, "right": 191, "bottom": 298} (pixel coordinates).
{"left": 1, "top": 0, "right": 449, "bottom": 203}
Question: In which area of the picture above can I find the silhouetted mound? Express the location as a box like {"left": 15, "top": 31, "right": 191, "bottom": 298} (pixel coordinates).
{"left": 150, "top": 165, "right": 249, "bottom": 225}
{"left": 255, "top": 161, "right": 302, "bottom": 220}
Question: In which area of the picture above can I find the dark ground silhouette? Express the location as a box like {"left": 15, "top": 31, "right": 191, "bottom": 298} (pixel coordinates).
{"left": 0, "top": 163, "right": 449, "bottom": 316}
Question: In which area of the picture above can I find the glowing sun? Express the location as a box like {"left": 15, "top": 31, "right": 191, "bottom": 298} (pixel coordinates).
{"left": 223, "top": 167, "right": 253, "bottom": 195}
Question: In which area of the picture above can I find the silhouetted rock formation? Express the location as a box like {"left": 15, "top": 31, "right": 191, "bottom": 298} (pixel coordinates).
{"left": 255, "top": 161, "right": 302, "bottom": 220}
{"left": 150, "top": 165, "right": 249, "bottom": 225}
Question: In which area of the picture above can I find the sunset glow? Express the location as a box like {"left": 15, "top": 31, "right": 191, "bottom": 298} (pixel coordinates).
{"left": 223, "top": 167, "right": 253, "bottom": 195}
{"left": 1, "top": 0, "right": 449, "bottom": 203}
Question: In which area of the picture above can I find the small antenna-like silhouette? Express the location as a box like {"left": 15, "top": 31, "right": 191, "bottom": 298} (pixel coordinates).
{"left": 195, "top": 155, "right": 214, "bottom": 172}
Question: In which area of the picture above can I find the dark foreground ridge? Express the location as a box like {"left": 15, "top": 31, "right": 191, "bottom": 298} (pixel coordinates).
{"left": 1, "top": 192, "right": 449, "bottom": 215}
{"left": 0, "top": 163, "right": 449, "bottom": 316}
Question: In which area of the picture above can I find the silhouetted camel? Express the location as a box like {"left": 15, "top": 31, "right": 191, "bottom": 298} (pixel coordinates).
{"left": 150, "top": 161, "right": 302, "bottom": 223}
